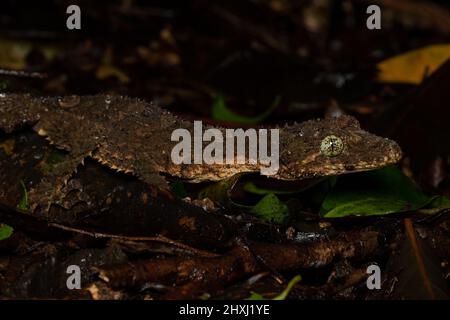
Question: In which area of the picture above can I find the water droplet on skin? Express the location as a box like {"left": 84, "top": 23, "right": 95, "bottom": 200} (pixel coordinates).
{"left": 58, "top": 95, "right": 80, "bottom": 108}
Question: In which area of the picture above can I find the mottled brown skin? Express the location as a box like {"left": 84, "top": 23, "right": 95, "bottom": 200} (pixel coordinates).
{"left": 0, "top": 94, "right": 402, "bottom": 212}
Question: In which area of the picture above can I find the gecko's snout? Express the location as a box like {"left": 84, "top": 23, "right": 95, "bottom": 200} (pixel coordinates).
{"left": 385, "top": 138, "right": 403, "bottom": 165}
{"left": 340, "top": 132, "right": 403, "bottom": 173}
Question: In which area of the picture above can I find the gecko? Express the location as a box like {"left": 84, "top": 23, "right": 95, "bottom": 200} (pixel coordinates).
{"left": 0, "top": 94, "right": 402, "bottom": 212}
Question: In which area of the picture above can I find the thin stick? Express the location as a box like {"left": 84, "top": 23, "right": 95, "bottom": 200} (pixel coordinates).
{"left": 48, "top": 222, "right": 219, "bottom": 258}
{"left": 0, "top": 69, "right": 47, "bottom": 79}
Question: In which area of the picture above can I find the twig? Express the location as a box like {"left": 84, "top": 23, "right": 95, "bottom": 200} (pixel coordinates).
{"left": 0, "top": 69, "right": 47, "bottom": 79}
{"left": 48, "top": 222, "right": 219, "bottom": 258}
{"left": 95, "top": 229, "right": 381, "bottom": 298}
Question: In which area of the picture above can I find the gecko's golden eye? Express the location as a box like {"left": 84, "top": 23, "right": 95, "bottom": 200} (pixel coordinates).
{"left": 320, "top": 135, "right": 344, "bottom": 157}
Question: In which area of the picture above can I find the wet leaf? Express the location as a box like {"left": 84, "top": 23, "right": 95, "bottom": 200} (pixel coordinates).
{"left": 0, "top": 223, "right": 13, "bottom": 241}
{"left": 211, "top": 95, "right": 280, "bottom": 124}
{"left": 198, "top": 174, "right": 242, "bottom": 203}
{"left": 244, "top": 181, "right": 305, "bottom": 195}
{"left": 418, "top": 195, "right": 450, "bottom": 215}
{"left": 377, "top": 44, "right": 450, "bottom": 84}
{"left": 249, "top": 193, "right": 289, "bottom": 223}
{"left": 382, "top": 219, "right": 449, "bottom": 299}
{"left": 321, "top": 166, "right": 432, "bottom": 217}
{"left": 376, "top": 59, "right": 450, "bottom": 191}
{"left": 244, "top": 176, "right": 333, "bottom": 195}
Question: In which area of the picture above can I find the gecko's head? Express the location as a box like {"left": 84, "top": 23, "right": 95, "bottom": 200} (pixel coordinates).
{"left": 274, "top": 115, "right": 402, "bottom": 179}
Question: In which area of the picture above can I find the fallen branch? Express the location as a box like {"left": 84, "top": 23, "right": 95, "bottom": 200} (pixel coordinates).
{"left": 94, "top": 229, "right": 381, "bottom": 298}
{"left": 48, "top": 222, "right": 220, "bottom": 258}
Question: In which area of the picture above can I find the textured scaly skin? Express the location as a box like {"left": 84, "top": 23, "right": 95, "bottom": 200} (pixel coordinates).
{"left": 0, "top": 94, "right": 402, "bottom": 212}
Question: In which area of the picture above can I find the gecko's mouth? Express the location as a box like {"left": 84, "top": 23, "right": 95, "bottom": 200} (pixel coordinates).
{"left": 276, "top": 138, "right": 403, "bottom": 180}
{"left": 340, "top": 139, "right": 403, "bottom": 173}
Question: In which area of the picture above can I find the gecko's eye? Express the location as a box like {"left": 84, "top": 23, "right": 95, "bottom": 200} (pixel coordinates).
{"left": 320, "top": 135, "right": 344, "bottom": 157}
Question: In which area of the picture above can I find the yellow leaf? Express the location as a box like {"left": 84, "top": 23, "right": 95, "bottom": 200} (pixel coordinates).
{"left": 377, "top": 44, "right": 450, "bottom": 84}
{"left": 0, "top": 139, "right": 15, "bottom": 156}
{"left": 96, "top": 46, "right": 130, "bottom": 84}
{"left": 96, "top": 65, "right": 130, "bottom": 84}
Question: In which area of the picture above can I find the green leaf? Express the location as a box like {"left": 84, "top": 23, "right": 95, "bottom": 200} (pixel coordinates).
{"left": 198, "top": 293, "right": 211, "bottom": 300}
{"left": 211, "top": 95, "right": 280, "bottom": 124}
{"left": 244, "top": 181, "right": 286, "bottom": 195}
{"left": 246, "top": 275, "right": 302, "bottom": 300}
{"left": 321, "top": 166, "right": 432, "bottom": 218}
{"left": 249, "top": 193, "right": 289, "bottom": 223}
{"left": 243, "top": 181, "right": 305, "bottom": 195}
{"left": 198, "top": 174, "right": 243, "bottom": 203}
{"left": 0, "top": 224, "right": 13, "bottom": 241}
{"left": 243, "top": 176, "right": 330, "bottom": 196}
{"left": 418, "top": 195, "right": 450, "bottom": 215}
{"left": 246, "top": 291, "right": 266, "bottom": 300}
{"left": 428, "top": 195, "right": 450, "bottom": 207}
{"left": 273, "top": 275, "right": 302, "bottom": 300}
{"left": 17, "top": 180, "right": 28, "bottom": 210}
